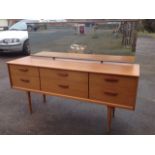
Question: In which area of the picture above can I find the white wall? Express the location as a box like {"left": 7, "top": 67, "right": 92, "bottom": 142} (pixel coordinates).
{"left": 0, "top": 19, "right": 8, "bottom": 27}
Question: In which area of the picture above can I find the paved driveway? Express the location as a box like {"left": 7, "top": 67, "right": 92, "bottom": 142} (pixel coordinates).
{"left": 0, "top": 36, "right": 155, "bottom": 134}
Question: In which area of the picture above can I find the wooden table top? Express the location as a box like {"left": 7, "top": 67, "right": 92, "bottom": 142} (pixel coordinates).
{"left": 33, "top": 51, "right": 135, "bottom": 63}
{"left": 7, "top": 55, "right": 140, "bottom": 77}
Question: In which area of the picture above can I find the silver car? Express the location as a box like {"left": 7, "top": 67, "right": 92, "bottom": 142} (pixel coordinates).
{"left": 0, "top": 21, "right": 30, "bottom": 55}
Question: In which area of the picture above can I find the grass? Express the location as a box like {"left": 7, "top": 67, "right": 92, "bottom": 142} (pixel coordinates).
{"left": 59, "top": 29, "right": 134, "bottom": 56}
{"left": 138, "top": 31, "right": 155, "bottom": 38}
{"left": 81, "top": 30, "right": 133, "bottom": 55}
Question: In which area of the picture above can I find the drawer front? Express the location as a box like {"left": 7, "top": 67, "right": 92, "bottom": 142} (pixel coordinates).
{"left": 40, "top": 69, "right": 88, "bottom": 98}
{"left": 11, "top": 75, "right": 40, "bottom": 90}
{"left": 89, "top": 73, "right": 138, "bottom": 107}
{"left": 40, "top": 68, "right": 85, "bottom": 81}
{"left": 9, "top": 65, "right": 39, "bottom": 77}
{"left": 89, "top": 74, "right": 137, "bottom": 91}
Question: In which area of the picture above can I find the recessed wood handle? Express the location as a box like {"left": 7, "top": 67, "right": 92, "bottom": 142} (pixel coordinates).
{"left": 58, "top": 84, "right": 69, "bottom": 89}
{"left": 18, "top": 68, "right": 28, "bottom": 72}
{"left": 58, "top": 73, "right": 68, "bottom": 77}
{"left": 20, "top": 79, "right": 30, "bottom": 83}
{"left": 104, "top": 91, "right": 118, "bottom": 96}
{"left": 104, "top": 78, "right": 119, "bottom": 83}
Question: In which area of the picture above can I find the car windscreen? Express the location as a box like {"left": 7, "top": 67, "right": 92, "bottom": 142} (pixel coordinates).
{"left": 9, "top": 22, "right": 27, "bottom": 31}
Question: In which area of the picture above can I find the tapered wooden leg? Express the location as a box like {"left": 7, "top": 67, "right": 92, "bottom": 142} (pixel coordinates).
{"left": 27, "top": 91, "right": 32, "bottom": 114}
{"left": 43, "top": 94, "right": 46, "bottom": 103}
{"left": 107, "top": 106, "right": 113, "bottom": 132}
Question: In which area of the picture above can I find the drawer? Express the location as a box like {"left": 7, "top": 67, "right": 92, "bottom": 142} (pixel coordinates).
{"left": 9, "top": 65, "right": 39, "bottom": 77}
{"left": 40, "top": 69, "right": 88, "bottom": 98}
{"left": 40, "top": 68, "right": 86, "bottom": 81}
{"left": 89, "top": 73, "right": 138, "bottom": 107}
{"left": 11, "top": 75, "right": 40, "bottom": 90}
{"left": 89, "top": 74, "right": 137, "bottom": 92}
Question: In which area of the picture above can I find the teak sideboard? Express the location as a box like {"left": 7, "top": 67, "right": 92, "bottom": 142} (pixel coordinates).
{"left": 7, "top": 52, "right": 140, "bottom": 132}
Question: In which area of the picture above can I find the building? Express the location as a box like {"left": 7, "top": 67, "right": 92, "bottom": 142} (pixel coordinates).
{"left": 0, "top": 19, "right": 20, "bottom": 30}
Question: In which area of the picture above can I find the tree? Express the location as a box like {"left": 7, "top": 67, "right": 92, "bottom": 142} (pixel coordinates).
{"left": 143, "top": 19, "right": 155, "bottom": 32}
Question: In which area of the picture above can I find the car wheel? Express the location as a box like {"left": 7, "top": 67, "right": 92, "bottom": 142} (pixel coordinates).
{"left": 23, "top": 40, "right": 30, "bottom": 55}
{"left": 27, "top": 26, "right": 33, "bottom": 32}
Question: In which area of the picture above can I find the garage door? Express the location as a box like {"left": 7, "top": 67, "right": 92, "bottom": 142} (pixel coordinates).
{"left": 0, "top": 19, "right": 8, "bottom": 27}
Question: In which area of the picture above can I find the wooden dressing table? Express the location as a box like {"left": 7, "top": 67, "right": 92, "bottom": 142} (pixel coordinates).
{"left": 7, "top": 52, "right": 140, "bottom": 132}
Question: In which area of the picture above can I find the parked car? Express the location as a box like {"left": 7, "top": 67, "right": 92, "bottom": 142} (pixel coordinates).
{"left": 9, "top": 19, "right": 40, "bottom": 32}
{"left": 0, "top": 21, "right": 30, "bottom": 55}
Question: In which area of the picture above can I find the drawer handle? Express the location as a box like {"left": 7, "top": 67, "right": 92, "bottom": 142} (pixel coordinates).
{"left": 58, "top": 84, "right": 69, "bottom": 89}
{"left": 104, "top": 78, "right": 119, "bottom": 83}
{"left": 58, "top": 73, "right": 68, "bottom": 77}
{"left": 18, "top": 68, "right": 28, "bottom": 72}
{"left": 104, "top": 92, "right": 118, "bottom": 96}
{"left": 20, "top": 79, "right": 30, "bottom": 83}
